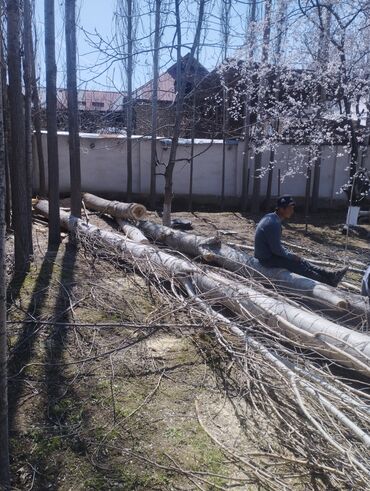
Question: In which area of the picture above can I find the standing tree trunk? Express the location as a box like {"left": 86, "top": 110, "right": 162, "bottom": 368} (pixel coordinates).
{"left": 162, "top": 0, "right": 206, "bottom": 226}
{"left": 265, "top": 0, "right": 287, "bottom": 208}
{"left": 311, "top": 7, "right": 331, "bottom": 212}
{"left": 30, "top": 11, "right": 46, "bottom": 197}
{"left": 188, "top": 46, "right": 200, "bottom": 212}
{"left": 220, "top": 0, "right": 231, "bottom": 211}
{"left": 149, "top": 0, "right": 161, "bottom": 209}
{"left": 7, "top": 0, "right": 33, "bottom": 271}
{"left": 23, "top": 0, "right": 34, "bottom": 246}
{"left": 0, "top": 16, "right": 11, "bottom": 230}
{"left": 0, "top": 5, "right": 10, "bottom": 485}
{"left": 126, "top": 0, "right": 133, "bottom": 201}
{"left": 116, "top": 0, "right": 136, "bottom": 201}
{"left": 45, "top": 0, "right": 60, "bottom": 246}
{"left": 65, "top": 0, "right": 81, "bottom": 217}
{"left": 240, "top": 0, "right": 257, "bottom": 212}
{"left": 251, "top": 0, "right": 272, "bottom": 213}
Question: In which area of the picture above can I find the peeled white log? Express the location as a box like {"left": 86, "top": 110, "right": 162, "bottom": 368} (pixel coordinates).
{"left": 116, "top": 218, "right": 149, "bottom": 244}
{"left": 229, "top": 241, "right": 365, "bottom": 274}
{"left": 35, "top": 201, "right": 196, "bottom": 276}
{"left": 138, "top": 221, "right": 367, "bottom": 314}
{"left": 35, "top": 200, "right": 370, "bottom": 374}
{"left": 83, "top": 192, "right": 147, "bottom": 220}
{"left": 192, "top": 271, "right": 370, "bottom": 376}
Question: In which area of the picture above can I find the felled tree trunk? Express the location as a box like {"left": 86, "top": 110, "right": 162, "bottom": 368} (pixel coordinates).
{"left": 35, "top": 201, "right": 195, "bottom": 277}
{"left": 137, "top": 221, "right": 367, "bottom": 314}
{"left": 116, "top": 218, "right": 149, "bottom": 244}
{"left": 34, "top": 200, "right": 370, "bottom": 375}
{"left": 83, "top": 193, "right": 147, "bottom": 221}
{"left": 193, "top": 271, "right": 370, "bottom": 375}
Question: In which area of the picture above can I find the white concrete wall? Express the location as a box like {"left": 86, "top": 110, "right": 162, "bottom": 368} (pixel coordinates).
{"left": 33, "top": 132, "right": 370, "bottom": 203}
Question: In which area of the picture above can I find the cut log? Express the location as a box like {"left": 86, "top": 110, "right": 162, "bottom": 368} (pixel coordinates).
{"left": 192, "top": 271, "right": 370, "bottom": 375}
{"left": 228, "top": 242, "right": 365, "bottom": 274}
{"left": 35, "top": 200, "right": 196, "bottom": 277}
{"left": 116, "top": 218, "right": 149, "bottom": 244}
{"left": 34, "top": 200, "right": 370, "bottom": 374}
{"left": 82, "top": 192, "right": 147, "bottom": 220}
{"left": 137, "top": 221, "right": 367, "bottom": 315}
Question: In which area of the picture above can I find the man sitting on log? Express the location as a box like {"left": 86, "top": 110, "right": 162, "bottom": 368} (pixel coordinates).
{"left": 254, "top": 195, "right": 348, "bottom": 287}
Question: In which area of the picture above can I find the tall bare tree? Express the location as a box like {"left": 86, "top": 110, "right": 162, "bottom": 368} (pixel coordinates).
{"left": 0, "top": 9, "right": 11, "bottom": 229}
{"left": 23, "top": 0, "right": 34, "bottom": 225}
{"left": 149, "top": 0, "right": 161, "bottom": 209}
{"left": 265, "top": 0, "right": 288, "bottom": 208}
{"left": 162, "top": 0, "right": 206, "bottom": 226}
{"left": 7, "top": 0, "right": 33, "bottom": 271}
{"left": 251, "top": 0, "right": 272, "bottom": 213}
{"left": 220, "top": 0, "right": 232, "bottom": 210}
{"left": 116, "top": 0, "right": 137, "bottom": 201}
{"left": 240, "top": 0, "right": 257, "bottom": 212}
{"left": 45, "top": 0, "right": 60, "bottom": 246}
{"left": 65, "top": 0, "right": 82, "bottom": 217}
{"left": 310, "top": 5, "right": 331, "bottom": 212}
{"left": 29, "top": 6, "right": 47, "bottom": 197}
{"left": 0, "top": 4, "right": 9, "bottom": 486}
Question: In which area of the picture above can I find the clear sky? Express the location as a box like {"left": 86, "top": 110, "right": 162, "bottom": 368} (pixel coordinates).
{"left": 35, "top": 0, "right": 123, "bottom": 90}
{"left": 34, "top": 0, "right": 248, "bottom": 91}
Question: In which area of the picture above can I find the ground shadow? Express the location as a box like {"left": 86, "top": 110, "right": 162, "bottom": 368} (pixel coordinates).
{"left": 8, "top": 246, "right": 60, "bottom": 430}
{"left": 7, "top": 271, "right": 28, "bottom": 310}
{"left": 32, "top": 241, "right": 80, "bottom": 489}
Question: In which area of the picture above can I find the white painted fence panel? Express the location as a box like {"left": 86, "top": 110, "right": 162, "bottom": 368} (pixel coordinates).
{"left": 33, "top": 132, "right": 369, "bottom": 204}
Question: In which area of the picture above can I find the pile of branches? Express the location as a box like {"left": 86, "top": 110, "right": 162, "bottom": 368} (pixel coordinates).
{"left": 35, "top": 199, "right": 370, "bottom": 489}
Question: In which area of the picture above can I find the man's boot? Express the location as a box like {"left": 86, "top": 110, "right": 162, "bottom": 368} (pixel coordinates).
{"left": 324, "top": 266, "right": 348, "bottom": 287}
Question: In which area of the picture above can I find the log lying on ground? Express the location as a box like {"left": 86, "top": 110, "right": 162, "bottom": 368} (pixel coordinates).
{"left": 83, "top": 192, "right": 147, "bottom": 220}
{"left": 35, "top": 200, "right": 196, "bottom": 276}
{"left": 116, "top": 218, "right": 149, "bottom": 244}
{"left": 33, "top": 201, "right": 370, "bottom": 482}
{"left": 229, "top": 241, "right": 365, "bottom": 274}
{"left": 192, "top": 271, "right": 370, "bottom": 375}
{"left": 34, "top": 200, "right": 370, "bottom": 374}
{"left": 137, "top": 220, "right": 367, "bottom": 314}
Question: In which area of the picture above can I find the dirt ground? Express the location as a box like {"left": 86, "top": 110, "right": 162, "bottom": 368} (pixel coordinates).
{"left": 6, "top": 208, "right": 369, "bottom": 490}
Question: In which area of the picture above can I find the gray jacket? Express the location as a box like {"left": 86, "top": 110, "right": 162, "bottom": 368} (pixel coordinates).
{"left": 254, "top": 212, "right": 294, "bottom": 261}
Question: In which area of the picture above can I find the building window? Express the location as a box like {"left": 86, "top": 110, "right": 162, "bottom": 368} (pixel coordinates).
{"left": 92, "top": 101, "right": 104, "bottom": 108}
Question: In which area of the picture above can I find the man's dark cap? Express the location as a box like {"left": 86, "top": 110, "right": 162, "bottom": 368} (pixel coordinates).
{"left": 276, "top": 195, "right": 295, "bottom": 208}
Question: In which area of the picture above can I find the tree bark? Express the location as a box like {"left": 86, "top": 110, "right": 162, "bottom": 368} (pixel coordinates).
{"left": 65, "top": 0, "right": 82, "bottom": 217}
{"left": 23, "top": 0, "right": 34, "bottom": 250}
{"left": 265, "top": 0, "right": 288, "bottom": 208}
{"left": 126, "top": 0, "right": 133, "bottom": 201}
{"left": 149, "top": 0, "right": 161, "bottom": 209}
{"left": 45, "top": 0, "right": 60, "bottom": 246}
{"left": 83, "top": 192, "right": 147, "bottom": 220}
{"left": 28, "top": 7, "right": 46, "bottom": 197}
{"left": 0, "top": 10, "right": 10, "bottom": 483}
{"left": 220, "top": 0, "right": 231, "bottom": 211}
{"left": 116, "top": 218, "right": 149, "bottom": 243}
{"left": 251, "top": 0, "right": 272, "bottom": 213}
{"left": 193, "top": 271, "right": 370, "bottom": 375}
{"left": 35, "top": 199, "right": 370, "bottom": 375}
{"left": 0, "top": 21, "right": 11, "bottom": 230}
{"left": 137, "top": 220, "right": 367, "bottom": 315}
{"left": 7, "top": 0, "right": 33, "bottom": 271}
{"left": 240, "top": 0, "right": 257, "bottom": 212}
{"left": 162, "top": 0, "right": 205, "bottom": 226}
